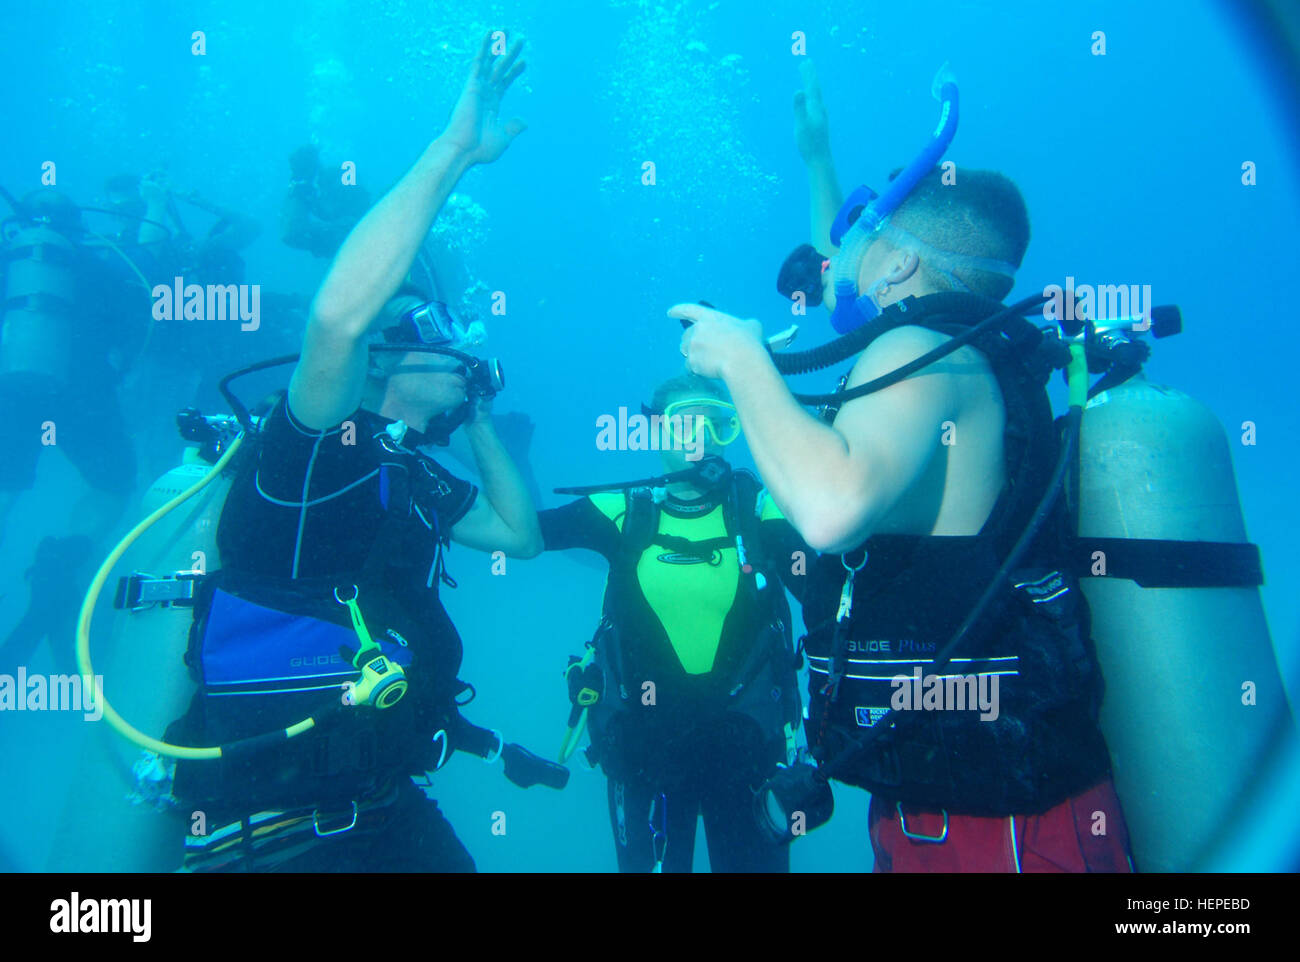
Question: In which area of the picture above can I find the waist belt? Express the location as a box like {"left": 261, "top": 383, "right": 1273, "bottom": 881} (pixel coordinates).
{"left": 179, "top": 779, "right": 402, "bottom": 873}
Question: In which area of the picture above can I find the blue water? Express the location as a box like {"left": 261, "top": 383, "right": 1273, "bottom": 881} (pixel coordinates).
{"left": 0, "top": 0, "right": 1297, "bottom": 872}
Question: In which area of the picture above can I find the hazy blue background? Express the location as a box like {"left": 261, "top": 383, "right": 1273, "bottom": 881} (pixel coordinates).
{"left": 1, "top": 0, "right": 1296, "bottom": 872}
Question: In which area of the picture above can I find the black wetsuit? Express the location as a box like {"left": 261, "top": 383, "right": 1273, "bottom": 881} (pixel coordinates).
{"left": 541, "top": 486, "right": 804, "bottom": 873}
{"left": 167, "top": 397, "right": 480, "bottom": 872}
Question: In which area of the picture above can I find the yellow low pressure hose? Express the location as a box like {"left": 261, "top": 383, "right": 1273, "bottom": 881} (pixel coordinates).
{"left": 75, "top": 434, "right": 319, "bottom": 760}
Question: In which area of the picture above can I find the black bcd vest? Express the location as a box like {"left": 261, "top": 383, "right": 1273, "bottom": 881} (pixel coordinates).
{"left": 803, "top": 296, "right": 1112, "bottom": 816}
{"left": 585, "top": 471, "right": 803, "bottom": 781}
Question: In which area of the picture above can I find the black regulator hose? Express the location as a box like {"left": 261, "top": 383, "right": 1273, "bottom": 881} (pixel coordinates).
{"left": 770, "top": 291, "right": 1005, "bottom": 376}
{"left": 0, "top": 184, "right": 22, "bottom": 215}
{"left": 775, "top": 292, "right": 1050, "bottom": 407}
{"left": 218, "top": 353, "right": 300, "bottom": 432}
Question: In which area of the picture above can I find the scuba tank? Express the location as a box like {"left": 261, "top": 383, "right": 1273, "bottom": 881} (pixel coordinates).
{"left": 1, "top": 186, "right": 155, "bottom": 386}
{"left": 46, "top": 414, "right": 237, "bottom": 871}
{"left": 1076, "top": 377, "right": 1293, "bottom": 872}
{"left": 1, "top": 194, "right": 81, "bottom": 382}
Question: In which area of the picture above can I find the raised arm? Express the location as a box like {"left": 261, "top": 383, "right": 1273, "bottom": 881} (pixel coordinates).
{"left": 448, "top": 393, "right": 544, "bottom": 558}
{"left": 794, "top": 60, "right": 844, "bottom": 256}
{"left": 289, "top": 31, "right": 527, "bottom": 430}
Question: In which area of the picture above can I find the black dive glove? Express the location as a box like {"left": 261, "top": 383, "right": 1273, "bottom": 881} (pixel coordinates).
{"left": 502, "top": 743, "right": 570, "bottom": 790}
{"left": 448, "top": 713, "right": 569, "bottom": 790}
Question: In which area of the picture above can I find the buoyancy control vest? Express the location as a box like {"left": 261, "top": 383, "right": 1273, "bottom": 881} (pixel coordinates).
{"left": 166, "top": 409, "right": 472, "bottom": 816}
{"left": 583, "top": 471, "right": 802, "bottom": 780}
{"left": 803, "top": 298, "right": 1113, "bottom": 815}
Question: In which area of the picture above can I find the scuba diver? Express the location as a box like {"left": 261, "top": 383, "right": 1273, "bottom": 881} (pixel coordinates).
{"left": 673, "top": 64, "right": 1138, "bottom": 872}
{"left": 281, "top": 142, "right": 373, "bottom": 259}
{"left": 543, "top": 373, "right": 806, "bottom": 872}
{"left": 141, "top": 31, "right": 556, "bottom": 872}
{"left": 105, "top": 170, "right": 262, "bottom": 263}
{"left": 106, "top": 169, "right": 270, "bottom": 409}
{"left": 754, "top": 61, "right": 1290, "bottom": 874}
{"left": 103, "top": 169, "right": 312, "bottom": 486}
{"left": 0, "top": 186, "right": 150, "bottom": 667}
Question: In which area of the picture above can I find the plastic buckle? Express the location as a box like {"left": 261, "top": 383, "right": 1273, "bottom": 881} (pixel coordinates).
{"left": 313, "top": 801, "right": 358, "bottom": 837}
{"left": 115, "top": 571, "right": 201, "bottom": 611}
{"left": 896, "top": 802, "right": 948, "bottom": 843}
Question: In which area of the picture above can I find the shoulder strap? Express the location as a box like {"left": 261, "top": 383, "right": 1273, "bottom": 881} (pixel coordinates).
{"left": 908, "top": 313, "right": 1061, "bottom": 561}
{"left": 725, "top": 470, "right": 765, "bottom": 563}
{"left": 618, "top": 486, "right": 661, "bottom": 563}
{"left": 723, "top": 470, "right": 759, "bottom": 528}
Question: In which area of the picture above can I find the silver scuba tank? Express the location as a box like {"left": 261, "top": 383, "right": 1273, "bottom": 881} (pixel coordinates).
{"left": 1077, "top": 376, "right": 1294, "bottom": 872}
{"left": 1, "top": 223, "right": 79, "bottom": 383}
{"left": 45, "top": 448, "right": 226, "bottom": 871}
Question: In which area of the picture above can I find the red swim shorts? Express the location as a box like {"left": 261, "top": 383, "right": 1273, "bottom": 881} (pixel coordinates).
{"left": 868, "top": 778, "right": 1134, "bottom": 872}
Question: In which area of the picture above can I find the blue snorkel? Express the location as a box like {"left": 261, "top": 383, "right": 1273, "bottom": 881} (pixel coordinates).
{"left": 829, "top": 64, "right": 960, "bottom": 334}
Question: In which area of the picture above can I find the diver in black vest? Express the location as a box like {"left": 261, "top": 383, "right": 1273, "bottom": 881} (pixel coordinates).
{"left": 159, "top": 31, "right": 557, "bottom": 872}
{"left": 541, "top": 373, "right": 806, "bottom": 872}
{"left": 671, "top": 65, "right": 1134, "bottom": 872}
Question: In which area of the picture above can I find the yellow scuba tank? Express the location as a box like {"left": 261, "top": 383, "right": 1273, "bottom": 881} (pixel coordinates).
{"left": 1077, "top": 376, "right": 1295, "bottom": 872}
{"left": 45, "top": 446, "right": 231, "bottom": 872}
{"left": 1, "top": 222, "right": 78, "bottom": 382}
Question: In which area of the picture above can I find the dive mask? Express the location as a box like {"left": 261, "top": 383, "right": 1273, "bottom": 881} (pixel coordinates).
{"left": 397, "top": 298, "right": 486, "bottom": 350}
{"left": 644, "top": 398, "right": 742, "bottom": 448}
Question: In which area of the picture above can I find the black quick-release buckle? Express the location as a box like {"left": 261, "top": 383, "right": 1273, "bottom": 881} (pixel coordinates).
{"left": 113, "top": 571, "right": 204, "bottom": 611}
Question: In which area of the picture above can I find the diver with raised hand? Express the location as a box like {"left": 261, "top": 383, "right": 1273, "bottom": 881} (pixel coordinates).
{"left": 543, "top": 373, "right": 806, "bottom": 872}
{"left": 672, "top": 62, "right": 1135, "bottom": 872}
{"left": 161, "top": 31, "right": 555, "bottom": 873}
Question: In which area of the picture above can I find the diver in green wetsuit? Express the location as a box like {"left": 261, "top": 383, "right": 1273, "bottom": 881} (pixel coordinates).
{"left": 541, "top": 373, "right": 807, "bottom": 872}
